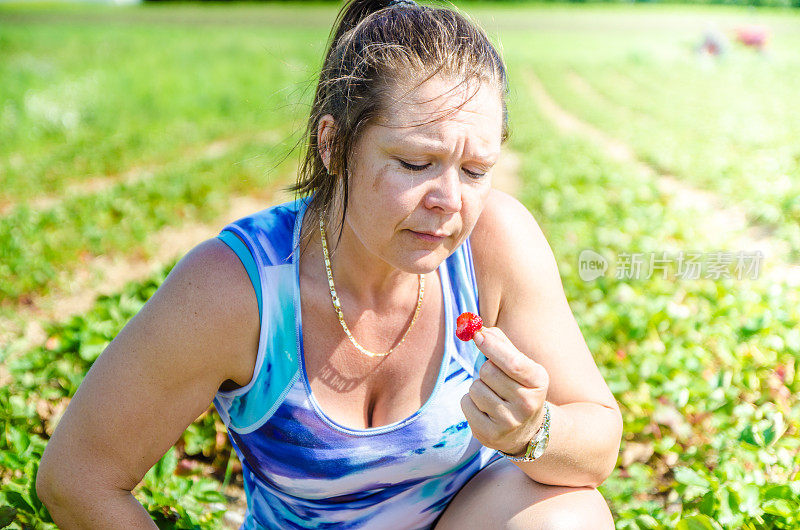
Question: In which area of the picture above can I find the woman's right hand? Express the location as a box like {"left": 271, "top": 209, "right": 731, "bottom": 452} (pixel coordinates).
{"left": 35, "top": 237, "right": 260, "bottom": 528}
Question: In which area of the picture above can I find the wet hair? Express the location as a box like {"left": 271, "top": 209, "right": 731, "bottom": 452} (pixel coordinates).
{"left": 288, "top": 0, "right": 510, "bottom": 252}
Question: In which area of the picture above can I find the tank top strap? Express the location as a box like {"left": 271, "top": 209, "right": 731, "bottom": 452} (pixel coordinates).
{"left": 212, "top": 198, "right": 307, "bottom": 434}
{"left": 217, "top": 230, "right": 262, "bottom": 326}
{"left": 442, "top": 235, "right": 487, "bottom": 379}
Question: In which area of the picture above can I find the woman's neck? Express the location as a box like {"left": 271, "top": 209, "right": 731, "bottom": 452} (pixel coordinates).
{"left": 307, "top": 206, "right": 421, "bottom": 312}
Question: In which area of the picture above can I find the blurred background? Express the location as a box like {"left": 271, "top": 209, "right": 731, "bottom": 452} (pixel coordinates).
{"left": 1, "top": 1, "right": 798, "bottom": 528}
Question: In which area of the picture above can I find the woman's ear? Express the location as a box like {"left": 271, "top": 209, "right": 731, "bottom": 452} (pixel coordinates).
{"left": 317, "top": 114, "right": 336, "bottom": 173}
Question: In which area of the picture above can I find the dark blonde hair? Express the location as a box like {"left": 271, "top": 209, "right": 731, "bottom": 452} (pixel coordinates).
{"left": 288, "top": 0, "right": 510, "bottom": 250}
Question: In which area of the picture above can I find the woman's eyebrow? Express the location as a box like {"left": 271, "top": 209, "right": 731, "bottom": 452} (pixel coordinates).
{"left": 392, "top": 138, "right": 499, "bottom": 164}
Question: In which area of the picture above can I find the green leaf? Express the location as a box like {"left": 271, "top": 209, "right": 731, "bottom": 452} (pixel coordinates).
{"left": 27, "top": 461, "right": 43, "bottom": 513}
{"left": 174, "top": 477, "right": 192, "bottom": 497}
{"left": 763, "top": 498, "right": 793, "bottom": 518}
{"left": 194, "top": 489, "right": 226, "bottom": 504}
{"left": 790, "top": 482, "right": 800, "bottom": 496}
{"left": 762, "top": 412, "right": 784, "bottom": 446}
{"left": 78, "top": 333, "right": 107, "bottom": 362}
{"left": 763, "top": 484, "right": 791, "bottom": 500}
{"left": 717, "top": 487, "right": 742, "bottom": 528}
{"left": 673, "top": 467, "right": 710, "bottom": 488}
{"left": 738, "top": 484, "right": 761, "bottom": 516}
{"left": 8, "top": 396, "right": 34, "bottom": 420}
{"left": 676, "top": 514, "right": 722, "bottom": 530}
{"left": 0, "top": 506, "right": 17, "bottom": 528}
{"left": 635, "top": 514, "right": 660, "bottom": 529}
{"left": 150, "top": 448, "right": 179, "bottom": 481}
{"left": 2, "top": 491, "right": 32, "bottom": 515}
{"left": 698, "top": 491, "right": 715, "bottom": 515}
{"left": 0, "top": 450, "right": 24, "bottom": 472}
{"left": 737, "top": 425, "right": 761, "bottom": 447}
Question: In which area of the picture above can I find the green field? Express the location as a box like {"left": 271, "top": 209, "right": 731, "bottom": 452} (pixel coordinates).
{"left": 1, "top": 2, "right": 798, "bottom": 529}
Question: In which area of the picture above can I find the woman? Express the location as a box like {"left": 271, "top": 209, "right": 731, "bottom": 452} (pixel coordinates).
{"left": 36, "top": 0, "right": 622, "bottom": 528}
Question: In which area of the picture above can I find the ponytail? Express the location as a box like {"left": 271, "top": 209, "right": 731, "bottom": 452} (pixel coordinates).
{"left": 325, "top": 0, "right": 395, "bottom": 63}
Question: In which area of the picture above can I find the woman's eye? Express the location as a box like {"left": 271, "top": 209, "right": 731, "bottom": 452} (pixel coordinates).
{"left": 399, "top": 159, "right": 486, "bottom": 179}
{"left": 399, "top": 160, "right": 429, "bottom": 171}
{"left": 464, "top": 168, "right": 487, "bottom": 179}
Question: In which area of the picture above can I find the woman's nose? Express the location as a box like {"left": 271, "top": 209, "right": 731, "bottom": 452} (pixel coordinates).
{"left": 424, "top": 165, "right": 462, "bottom": 213}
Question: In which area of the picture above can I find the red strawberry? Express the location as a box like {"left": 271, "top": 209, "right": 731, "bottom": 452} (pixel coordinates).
{"left": 456, "top": 312, "right": 483, "bottom": 341}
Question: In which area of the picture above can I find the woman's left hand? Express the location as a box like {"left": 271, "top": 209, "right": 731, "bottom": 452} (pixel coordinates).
{"left": 460, "top": 326, "right": 550, "bottom": 457}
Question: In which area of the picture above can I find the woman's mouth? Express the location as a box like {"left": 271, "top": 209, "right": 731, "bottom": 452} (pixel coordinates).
{"left": 409, "top": 230, "right": 447, "bottom": 243}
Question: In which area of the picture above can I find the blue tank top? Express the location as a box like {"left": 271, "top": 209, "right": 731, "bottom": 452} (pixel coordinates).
{"left": 213, "top": 196, "right": 502, "bottom": 529}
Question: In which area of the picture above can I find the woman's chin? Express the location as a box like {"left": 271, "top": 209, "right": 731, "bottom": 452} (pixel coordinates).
{"left": 400, "top": 249, "right": 449, "bottom": 275}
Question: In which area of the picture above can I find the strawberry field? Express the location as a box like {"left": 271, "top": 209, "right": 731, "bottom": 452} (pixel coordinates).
{"left": 1, "top": 3, "right": 798, "bottom": 529}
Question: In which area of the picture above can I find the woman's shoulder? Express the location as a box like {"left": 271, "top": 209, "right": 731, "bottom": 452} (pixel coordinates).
{"left": 163, "top": 237, "right": 261, "bottom": 388}
{"left": 470, "top": 189, "right": 558, "bottom": 326}
{"left": 472, "top": 187, "right": 551, "bottom": 238}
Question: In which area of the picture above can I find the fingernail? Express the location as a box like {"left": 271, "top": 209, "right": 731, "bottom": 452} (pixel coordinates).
{"left": 473, "top": 330, "right": 484, "bottom": 346}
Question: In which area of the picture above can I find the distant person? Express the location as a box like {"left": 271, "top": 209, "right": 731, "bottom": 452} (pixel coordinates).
{"left": 735, "top": 24, "right": 769, "bottom": 53}
{"left": 696, "top": 23, "right": 729, "bottom": 57}
{"left": 36, "top": 0, "right": 622, "bottom": 527}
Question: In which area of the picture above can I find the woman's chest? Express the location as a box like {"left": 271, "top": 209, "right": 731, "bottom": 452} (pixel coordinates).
{"left": 235, "top": 365, "right": 485, "bottom": 501}
{"left": 300, "top": 272, "right": 447, "bottom": 431}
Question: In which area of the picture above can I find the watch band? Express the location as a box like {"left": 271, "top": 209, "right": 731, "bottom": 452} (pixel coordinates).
{"left": 500, "top": 401, "right": 551, "bottom": 463}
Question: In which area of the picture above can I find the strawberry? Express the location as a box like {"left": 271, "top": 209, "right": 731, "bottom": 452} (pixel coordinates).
{"left": 456, "top": 312, "right": 483, "bottom": 342}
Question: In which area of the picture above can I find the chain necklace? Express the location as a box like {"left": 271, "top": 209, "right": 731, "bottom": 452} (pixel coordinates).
{"left": 319, "top": 216, "right": 425, "bottom": 358}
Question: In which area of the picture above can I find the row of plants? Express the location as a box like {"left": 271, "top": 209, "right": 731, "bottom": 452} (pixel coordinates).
{"left": 524, "top": 45, "right": 800, "bottom": 257}
{"left": 1, "top": 14, "right": 329, "bottom": 302}
{"left": 0, "top": 21, "right": 318, "bottom": 201}
{"left": 504, "top": 63, "right": 799, "bottom": 528}
{"left": 0, "top": 136, "right": 297, "bottom": 302}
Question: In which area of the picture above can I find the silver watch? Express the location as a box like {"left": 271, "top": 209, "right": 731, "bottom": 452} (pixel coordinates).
{"left": 500, "top": 401, "right": 551, "bottom": 462}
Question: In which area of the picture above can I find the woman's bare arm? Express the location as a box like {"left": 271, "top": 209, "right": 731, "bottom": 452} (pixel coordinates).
{"left": 36, "top": 238, "right": 259, "bottom": 528}
{"left": 471, "top": 189, "right": 623, "bottom": 488}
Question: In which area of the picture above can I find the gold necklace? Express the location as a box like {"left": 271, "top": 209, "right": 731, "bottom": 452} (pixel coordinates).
{"left": 320, "top": 216, "right": 425, "bottom": 358}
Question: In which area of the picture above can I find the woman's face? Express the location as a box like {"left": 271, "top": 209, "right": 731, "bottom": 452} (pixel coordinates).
{"left": 322, "top": 75, "right": 503, "bottom": 275}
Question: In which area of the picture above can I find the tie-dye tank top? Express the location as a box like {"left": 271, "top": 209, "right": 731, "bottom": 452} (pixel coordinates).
{"left": 213, "top": 196, "right": 503, "bottom": 529}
